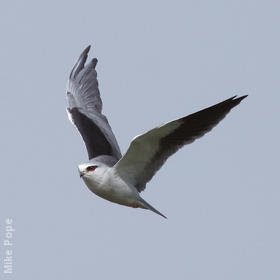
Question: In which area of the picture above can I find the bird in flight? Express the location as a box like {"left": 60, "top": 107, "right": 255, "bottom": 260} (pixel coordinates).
{"left": 66, "top": 46, "right": 247, "bottom": 218}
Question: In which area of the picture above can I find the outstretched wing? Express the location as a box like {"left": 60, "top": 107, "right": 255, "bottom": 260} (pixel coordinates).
{"left": 114, "top": 95, "right": 247, "bottom": 192}
{"left": 66, "top": 46, "right": 121, "bottom": 160}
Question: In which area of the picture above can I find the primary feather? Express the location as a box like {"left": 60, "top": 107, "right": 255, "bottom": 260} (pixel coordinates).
{"left": 66, "top": 46, "right": 121, "bottom": 160}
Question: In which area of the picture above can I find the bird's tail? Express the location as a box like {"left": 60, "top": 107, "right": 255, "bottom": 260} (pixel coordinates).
{"left": 138, "top": 197, "right": 167, "bottom": 219}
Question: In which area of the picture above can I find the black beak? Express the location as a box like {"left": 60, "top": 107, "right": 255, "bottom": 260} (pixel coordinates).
{"left": 79, "top": 170, "right": 84, "bottom": 178}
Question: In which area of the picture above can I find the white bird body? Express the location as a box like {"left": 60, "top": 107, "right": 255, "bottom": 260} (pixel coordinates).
{"left": 79, "top": 164, "right": 141, "bottom": 207}
{"left": 66, "top": 45, "right": 247, "bottom": 218}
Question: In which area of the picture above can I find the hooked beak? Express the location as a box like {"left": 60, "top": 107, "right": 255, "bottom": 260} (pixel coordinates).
{"left": 79, "top": 170, "right": 85, "bottom": 178}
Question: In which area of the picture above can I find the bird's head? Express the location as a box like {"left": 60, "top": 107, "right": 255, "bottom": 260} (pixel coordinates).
{"left": 78, "top": 161, "right": 109, "bottom": 185}
{"left": 78, "top": 163, "right": 98, "bottom": 178}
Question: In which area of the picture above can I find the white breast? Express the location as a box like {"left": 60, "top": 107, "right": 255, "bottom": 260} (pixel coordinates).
{"left": 82, "top": 167, "right": 140, "bottom": 207}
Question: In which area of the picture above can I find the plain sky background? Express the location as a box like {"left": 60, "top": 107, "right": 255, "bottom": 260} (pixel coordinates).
{"left": 1, "top": 0, "right": 279, "bottom": 279}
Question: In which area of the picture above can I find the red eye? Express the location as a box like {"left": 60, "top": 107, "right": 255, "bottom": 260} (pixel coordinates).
{"left": 87, "top": 166, "right": 97, "bottom": 172}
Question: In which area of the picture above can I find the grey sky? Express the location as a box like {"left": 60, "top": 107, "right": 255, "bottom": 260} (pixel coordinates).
{"left": 1, "top": 0, "right": 279, "bottom": 279}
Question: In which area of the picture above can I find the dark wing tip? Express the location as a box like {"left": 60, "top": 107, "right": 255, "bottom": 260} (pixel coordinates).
{"left": 232, "top": 94, "right": 248, "bottom": 102}
{"left": 168, "top": 94, "right": 248, "bottom": 146}
{"left": 77, "top": 45, "right": 91, "bottom": 65}
{"left": 80, "top": 45, "right": 91, "bottom": 58}
{"left": 214, "top": 95, "right": 248, "bottom": 112}
{"left": 70, "top": 45, "right": 92, "bottom": 79}
{"left": 229, "top": 95, "right": 248, "bottom": 108}
{"left": 91, "top": 58, "right": 98, "bottom": 68}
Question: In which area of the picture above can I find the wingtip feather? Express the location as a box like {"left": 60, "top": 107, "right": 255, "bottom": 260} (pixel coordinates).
{"left": 81, "top": 45, "right": 91, "bottom": 56}
{"left": 232, "top": 94, "right": 248, "bottom": 105}
{"left": 78, "top": 45, "right": 91, "bottom": 61}
{"left": 70, "top": 45, "right": 92, "bottom": 78}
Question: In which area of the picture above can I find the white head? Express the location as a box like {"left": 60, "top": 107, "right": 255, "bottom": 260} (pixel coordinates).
{"left": 78, "top": 161, "right": 109, "bottom": 186}
{"left": 78, "top": 163, "right": 97, "bottom": 178}
{"left": 78, "top": 155, "right": 117, "bottom": 187}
